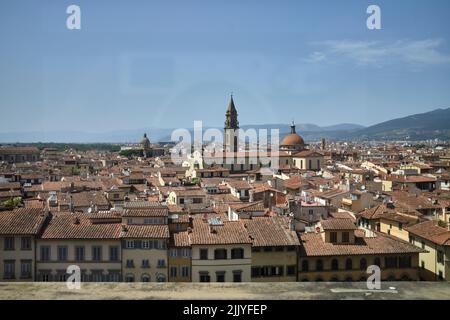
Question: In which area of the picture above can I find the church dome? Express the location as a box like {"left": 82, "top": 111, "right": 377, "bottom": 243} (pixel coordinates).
{"left": 281, "top": 122, "right": 304, "bottom": 146}
{"left": 140, "top": 133, "right": 151, "bottom": 150}
{"left": 281, "top": 133, "right": 304, "bottom": 146}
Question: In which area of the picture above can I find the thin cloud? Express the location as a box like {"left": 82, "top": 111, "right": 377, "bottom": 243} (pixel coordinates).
{"left": 308, "top": 39, "right": 450, "bottom": 67}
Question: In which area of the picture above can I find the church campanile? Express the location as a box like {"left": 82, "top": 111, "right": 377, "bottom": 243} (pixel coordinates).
{"left": 224, "top": 94, "right": 239, "bottom": 152}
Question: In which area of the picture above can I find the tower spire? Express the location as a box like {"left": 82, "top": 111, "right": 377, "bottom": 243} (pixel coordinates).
{"left": 290, "top": 120, "right": 296, "bottom": 134}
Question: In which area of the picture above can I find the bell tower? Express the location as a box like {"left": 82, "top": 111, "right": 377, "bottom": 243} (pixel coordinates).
{"left": 224, "top": 94, "right": 239, "bottom": 152}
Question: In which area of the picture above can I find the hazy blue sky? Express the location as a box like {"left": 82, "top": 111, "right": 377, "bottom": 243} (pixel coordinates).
{"left": 1, "top": 0, "right": 450, "bottom": 133}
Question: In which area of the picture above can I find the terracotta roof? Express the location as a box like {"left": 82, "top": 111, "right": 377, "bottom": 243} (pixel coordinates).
{"left": 321, "top": 218, "right": 357, "bottom": 230}
{"left": 120, "top": 224, "right": 169, "bottom": 239}
{"left": 189, "top": 217, "right": 251, "bottom": 245}
{"left": 122, "top": 207, "right": 168, "bottom": 217}
{"left": 244, "top": 216, "right": 299, "bottom": 247}
{"left": 0, "top": 208, "right": 48, "bottom": 235}
{"left": 172, "top": 231, "right": 191, "bottom": 247}
{"left": 406, "top": 220, "right": 450, "bottom": 245}
{"left": 299, "top": 232, "right": 425, "bottom": 257}
{"left": 41, "top": 213, "right": 121, "bottom": 239}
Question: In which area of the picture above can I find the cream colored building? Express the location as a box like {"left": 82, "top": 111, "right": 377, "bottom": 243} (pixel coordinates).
{"left": 0, "top": 208, "right": 48, "bottom": 282}
{"left": 406, "top": 220, "right": 450, "bottom": 281}
{"left": 189, "top": 216, "right": 252, "bottom": 282}
{"left": 293, "top": 150, "right": 324, "bottom": 171}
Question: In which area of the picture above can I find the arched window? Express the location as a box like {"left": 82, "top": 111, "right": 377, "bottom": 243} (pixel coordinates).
{"left": 302, "top": 260, "right": 309, "bottom": 272}
{"left": 141, "top": 274, "right": 150, "bottom": 282}
{"left": 360, "top": 258, "right": 367, "bottom": 271}
{"left": 214, "top": 249, "right": 227, "bottom": 260}
{"left": 316, "top": 259, "right": 323, "bottom": 271}
{"left": 345, "top": 258, "right": 353, "bottom": 270}
{"left": 125, "top": 274, "right": 134, "bottom": 283}
{"left": 331, "top": 259, "right": 339, "bottom": 271}
{"left": 231, "top": 248, "right": 244, "bottom": 259}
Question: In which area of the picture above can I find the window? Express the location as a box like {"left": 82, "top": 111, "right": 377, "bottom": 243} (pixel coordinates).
{"left": 200, "top": 249, "right": 208, "bottom": 260}
{"left": 4, "top": 237, "right": 14, "bottom": 250}
{"left": 251, "top": 267, "right": 261, "bottom": 277}
{"left": 21, "top": 237, "right": 32, "bottom": 250}
{"left": 399, "top": 256, "right": 412, "bottom": 268}
{"left": 125, "top": 274, "right": 134, "bottom": 282}
{"left": 345, "top": 258, "right": 353, "bottom": 270}
{"left": 330, "top": 232, "right": 337, "bottom": 243}
{"left": 287, "top": 246, "right": 296, "bottom": 252}
{"left": 287, "top": 265, "right": 296, "bottom": 276}
{"left": 214, "top": 249, "right": 227, "bottom": 260}
{"left": 181, "top": 266, "right": 190, "bottom": 278}
{"left": 91, "top": 271, "right": 103, "bottom": 282}
{"left": 233, "top": 271, "right": 242, "bottom": 282}
{"left": 75, "top": 246, "right": 85, "bottom": 261}
{"left": 263, "top": 247, "right": 272, "bottom": 252}
{"left": 126, "top": 240, "right": 134, "bottom": 249}
{"left": 126, "top": 259, "right": 134, "bottom": 268}
{"left": 231, "top": 248, "right": 244, "bottom": 259}
{"left": 179, "top": 198, "right": 185, "bottom": 204}
{"left": 439, "top": 271, "right": 444, "bottom": 280}
{"left": 360, "top": 258, "right": 367, "bottom": 271}
{"left": 142, "top": 259, "right": 150, "bottom": 268}
{"left": 409, "top": 236, "right": 415, "bottom": 244}
{"left": 275, "top": 247, "right": 284, "bottom": 252}
{"left": 157, "top": 259, "right": 166, "bottom": 267}
{"left": 92, "top": 246, "right": 102, "bottom": 261}
{"left": 385, "top": 256, "right": 398, "bottom": 269}
{"left": 141, "top": 274, "right": 150, "bottom": 282}
{"left": 331, "top": 259, "right": 339, "bottom": 271}
{"left": 170, "top": 266, "right": 177, "bottom": 278}
{"left": 302, "top": 260, "right": 309, "bottom": 272}
{"left": 40, "top": 246, "right": 51, "bottom": 261}
{"left": 216, "top": 272, "right": 225, "bottom": 282}
{"left": 374, "top": 257, "right": 381, "bottom": 267}
{"left": 421, "top": 241, "right": 425, "bottom": 249}
{"left": 4, "top": 260, "right": 15, "bottom": 279}
{"left": 57, "top": 246, "right": 68, "bottom": 261}
{"left": 109, "top": 246, "right": 119, "bottom": 261}
{"left": 193, "top": 198, "right": 203, "bottom": 204}
{"left": 199, "top": 272, "right": 210, "bottom": 282}
{"left": 399, "top": 223, "right": 403, "bottom": 231}
{"left": 437, "top": 251, "right": 444, "bottom": 264}
{"left": 316, "top": 259, "right": 323, "bottom": 271}
{"left": 342, "top": 232, "right": 349, "bottom": 243}
{"left": 20, "top": 260, "right": 32, "bottom": 279}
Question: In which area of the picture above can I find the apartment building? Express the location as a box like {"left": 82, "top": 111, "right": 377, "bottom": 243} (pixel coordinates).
{"left": 0, "top": 208, "right": 49, "bottom": 282}
{"left": 189, "top": 215, "right": 252, "bottom": 282}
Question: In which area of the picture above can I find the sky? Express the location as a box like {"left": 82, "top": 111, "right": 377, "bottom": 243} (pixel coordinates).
{"left": 1, "top": 0, "right": 450, "bottom": 134}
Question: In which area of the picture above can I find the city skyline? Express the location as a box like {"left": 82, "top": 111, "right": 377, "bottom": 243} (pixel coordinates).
{"left": 1, "top": 0, "right": 450, "bottom": 133}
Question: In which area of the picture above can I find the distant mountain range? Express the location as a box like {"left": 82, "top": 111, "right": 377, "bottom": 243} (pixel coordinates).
{"left": 0, "top": 108, "right": 449, "bottom": 143}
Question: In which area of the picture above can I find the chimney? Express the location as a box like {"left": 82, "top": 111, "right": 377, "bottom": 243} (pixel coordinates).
{"left": 73, "top": 217, "right": 80, "bottom": 225}
{"left": 188, "top": 216, "right": 193, "bottom": 228}
{"left": 121, "top": 225, "right": 128, "bottom": 232}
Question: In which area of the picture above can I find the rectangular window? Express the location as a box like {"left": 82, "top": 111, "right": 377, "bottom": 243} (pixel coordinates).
{"left": 126, "top": 240, "right": 134, "bottom": 249}
{"left": 20, "top": 260, "right": 32, "bottom": 278}
{"left": 4, "top": 260, "right": 15, "bottom": 279}
{"left": 181, "top": 266, "right": 190, "bottom": 277}
{"left": 287, "top": 265, "right": 296, "bottom": 276}
{"left": 92, "top": 246, "right": 102, "bottom": 261}
{"left": 330, "top": 232, "right": 337, "bottom": 243}
{"left": 4, "top": 237, "right": 15, "bottom": 250}
{"left": 199, "top": 272, "right": 210, "bottom": 282}
{"left": 437, "top": 251, "right": 444, "bottom": 264}
{"left": 216, "top": 272, "right": 225, "bottom": 282}
{"left": 157, "top": 259, "right": 166, "bottom": 268}
{"left": 57, "top": 246, "right": 68, "bottom": 261}
{"left": 342, "top": 232, "right": 349, "bottom": 243}
{"left": 40, "top": 246, "right": 51, "bottom": 261}
{"left": 75, "top": 246, "right": 85, "bottom": 261}
{"left": 126, "top": 259, "right": 134, "bottom": 268}
{"left": 142, "top": 259, "right": 150, "bottom": 268}
{"left": 21, "top": 237, "right": 32, "bottom": 250}
{"left": 200, "top": 249, "right": 208, "bottom": 260}
{"left": 109, "top": 246, "right": 119, "bottom": 261}
{"left": 233, "top": 271, "right": 242, "bottom": 282}
{"left": 170, "top": 266, "right": 177, "bottom": 278}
